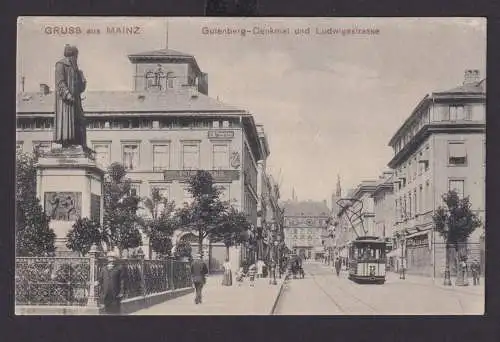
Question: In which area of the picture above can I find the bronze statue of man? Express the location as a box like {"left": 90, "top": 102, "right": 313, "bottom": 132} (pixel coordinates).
{"left": 54, "top": 44, "right": 87, "bottom": 148}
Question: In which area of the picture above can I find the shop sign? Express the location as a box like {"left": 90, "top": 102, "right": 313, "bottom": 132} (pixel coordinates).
{"left": 164, "top": 169, "right": 240, "bottom": 182}
{"left": 208, "top": 130, "right": 234, "bottom": 139}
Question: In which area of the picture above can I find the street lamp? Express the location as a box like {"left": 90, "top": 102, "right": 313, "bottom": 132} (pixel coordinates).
{"left": 442, "top": 218, "right": 452, "bottom": 286}
{"left": 271, "top": 240, "right": 278, "bottom": 285}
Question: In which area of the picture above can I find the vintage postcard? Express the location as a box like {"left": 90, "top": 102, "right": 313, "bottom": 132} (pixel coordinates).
{"left": 15, "top": 17, "right": 485, "bottom": 315}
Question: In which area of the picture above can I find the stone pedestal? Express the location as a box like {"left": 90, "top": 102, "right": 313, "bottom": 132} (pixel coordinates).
{"left": 35, "top": 146, "right": 105, "bottom": 251}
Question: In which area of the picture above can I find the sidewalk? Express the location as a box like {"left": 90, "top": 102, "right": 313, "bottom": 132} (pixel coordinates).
{"left": 131, "top": 275, "right": 285, "bottom": 315}
{"left": 385, "top": 272, "right": 484, "bottom": 296}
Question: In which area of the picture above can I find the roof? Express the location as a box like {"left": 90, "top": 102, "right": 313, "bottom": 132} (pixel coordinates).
{"left": 128, "top": 49, "right": 194, "bottom": 59}
{"left": 434, "top": 79, "right": 486, "bottom": 94}
{"left": 128, "top": 48, "right": 202, "bottom": 74}
{"left": 283, "top": 200, "right": 330, "bottom": 217}
{"left": 17, "top": 89, "right": 245, "bottom": 114}
{"left": 388, "top": 78, "right": 486, "bottom": 147}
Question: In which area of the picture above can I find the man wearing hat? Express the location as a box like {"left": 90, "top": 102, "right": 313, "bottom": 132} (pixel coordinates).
{"left": 98, "top": 250, "right": 126, "bottom": 314}
{"left": 190, "top": 252, "right": 208, "bottom": 304}
{"left": 54, "top": 44, "right": 87, "bottom": 149}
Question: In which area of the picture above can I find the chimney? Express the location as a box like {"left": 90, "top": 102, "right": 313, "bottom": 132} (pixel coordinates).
{"left": 39, "top": 83, "right": 50, "bottom": 95}
{"left": 463, "top": 69, "right": 480, "bottom": 85}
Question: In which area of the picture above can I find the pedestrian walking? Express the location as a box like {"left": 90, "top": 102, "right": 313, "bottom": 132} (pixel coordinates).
{"left": 222, "top": 258, "right": 232, "bottom": 286}
{"left": 335, "top": 257, "right": 341, "bottom": 276}
{"left": 98, "top": 250, "right": 125, "bottom": 315}
{"left": 191, "top": 253, "right": 208, "bottom": 304}
{"left": 471, "top": 259, "right": 480, "bottom": 285}
{"left": 257, "top": 260, "right": 264, "bottom": 279}
{"left": 248, "top": 263, "right": 257, "bottom": 287}
{"left": 235, "top": 267, "right": 245, "bottom": 286}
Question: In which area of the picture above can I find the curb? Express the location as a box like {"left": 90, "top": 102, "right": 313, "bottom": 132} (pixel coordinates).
{"left": 269, "top": 277, "right": 287, "bottom": 315}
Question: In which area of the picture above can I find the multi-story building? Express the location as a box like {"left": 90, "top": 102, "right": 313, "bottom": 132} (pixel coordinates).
{"left": 372, "top": 171, "right": 396, "bottom": 268}
{"left": 387, "top": 69, "right": 486, "bottom": 277}
{"left": 283, "top": 200, "right": 330, "bottom": 260}
{"left": 16, "top": 48, "right": 265, "bottom": 270}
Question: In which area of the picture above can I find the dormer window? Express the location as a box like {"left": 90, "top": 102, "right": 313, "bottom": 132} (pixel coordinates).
{"left": 167, "top": 72, "right": 174, "bottom": 89}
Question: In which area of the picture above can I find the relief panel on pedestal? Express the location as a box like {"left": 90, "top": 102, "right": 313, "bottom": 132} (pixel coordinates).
{"left": 44, "top": 192, "right": 82, "bottom": 221}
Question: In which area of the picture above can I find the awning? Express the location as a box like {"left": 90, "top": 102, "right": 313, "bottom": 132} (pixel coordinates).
{"left": 387, "top": 248, "right": 402, "bottom": 257}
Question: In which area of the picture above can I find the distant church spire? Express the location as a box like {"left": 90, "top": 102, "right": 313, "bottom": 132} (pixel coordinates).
{"left": 336, "top": 174, "right": 342, "bottom": 197}
{"left": 292, "top": 187, "right": 297, "bottom": 202}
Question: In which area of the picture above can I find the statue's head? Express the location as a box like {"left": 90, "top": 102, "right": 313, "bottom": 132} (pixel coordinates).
{"left": 64, "top": 44, "right": 79, "bottom": 58}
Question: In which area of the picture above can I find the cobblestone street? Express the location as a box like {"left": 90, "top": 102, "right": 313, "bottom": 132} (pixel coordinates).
{"left": 273, "top": 261, "right": 484, "bottom": 315}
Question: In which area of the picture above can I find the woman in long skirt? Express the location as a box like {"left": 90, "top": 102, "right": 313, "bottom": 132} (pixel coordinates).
{"left": 222, "top": 258, "right": 232, "bottom": 286}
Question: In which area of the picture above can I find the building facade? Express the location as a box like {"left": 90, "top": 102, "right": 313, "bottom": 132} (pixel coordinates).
{"left": 387, "top": 69, "right": 486, "bottom": 277}
{"left": 283, "top": 200, "right": 330, "bottom": 260}
{"left": 16, "top": 48, "right": 265, "bottom": 270}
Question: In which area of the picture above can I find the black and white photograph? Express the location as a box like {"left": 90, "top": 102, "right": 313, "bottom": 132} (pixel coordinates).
{"left": 15, "top": 17, "right": 485, "bottom": 315}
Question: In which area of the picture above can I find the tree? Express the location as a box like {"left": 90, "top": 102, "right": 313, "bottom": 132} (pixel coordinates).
{"left": 16, "top": 150, "right": 56, "bottom": 256}
{"left": 175, "top": 240, "right": 192, "bottom": 260}
{"left": 211, "top": 206, "right": 251, "bottom": 260}
{"left": 103, "top": 162, "right": 142, "bottom": 256}
{"left": 139, "top": 187, "right": 178, "bottom": 258}
{"left": 433, "top": 190, "right": 482, "bottom": 285}
{"left": 66, "top": 218, "right": 106, "bottom": 256}
{"left": 175, "top": 170, "right": 230, "bottom": 258}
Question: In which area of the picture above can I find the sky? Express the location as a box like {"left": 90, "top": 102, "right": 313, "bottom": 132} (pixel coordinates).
{"left": 17, "top": 17, "right": 486, "bottom": 206}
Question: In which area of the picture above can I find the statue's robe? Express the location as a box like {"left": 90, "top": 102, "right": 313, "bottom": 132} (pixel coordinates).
{"left": 54, "top": 58, "right": 86, "bottom": 147}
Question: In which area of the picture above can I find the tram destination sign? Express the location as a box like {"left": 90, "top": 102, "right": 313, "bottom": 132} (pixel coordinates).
{"left": 163, "top": 169, "right": 240, "bottom": 182}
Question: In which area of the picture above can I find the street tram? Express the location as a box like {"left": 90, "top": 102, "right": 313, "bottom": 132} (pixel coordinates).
{"left": 347, "top": 236, "right": 387, "bottom": 284}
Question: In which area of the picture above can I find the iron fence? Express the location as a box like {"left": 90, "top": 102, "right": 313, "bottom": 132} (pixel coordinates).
{"left": 17, "top": 255, "right": 192, "bottom": 307}
{"left": 15, "top": 257, "right": 90, "bottom": 306}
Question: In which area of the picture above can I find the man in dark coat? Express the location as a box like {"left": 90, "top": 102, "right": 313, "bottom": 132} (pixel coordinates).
{"left": 54, "top": 44, "right": 87, "bottom": 148}
{"left": 98, "top": 250, "right": 126, "bottom": 315}
{"left": 191, "top": 253, "right": 208, "bottom": 304}
{"left": 334, "top": 257, "right": 341, "bottom": 276}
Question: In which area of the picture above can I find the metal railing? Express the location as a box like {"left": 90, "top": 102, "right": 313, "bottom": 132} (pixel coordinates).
{"left": 15, "top": 257, "right": 90, "bottom": 306}
{"left": 16, "top": 254, "right": 192, "bottom": 307}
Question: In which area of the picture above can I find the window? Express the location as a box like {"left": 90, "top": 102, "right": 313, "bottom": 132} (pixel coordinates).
{"left": 449, "top": 105, "right": 465, "bottom": 121}
{"left": 212, "top": 121, "right": 220, "bottom": 128}
{"left": 149, "top": 185, "right": 170, "bottom": 216}
{"left": 448, "top": 142, "right": 467, "bottom": 165}
{"left": 212, "top": 144, "right": 229, "bottom": 169}
{"left": 167, "top": 72, "right": 174, "bottom": 89}
{"left": 216, "top": 184, "right": 230, "bottom": 203}
{"left": 182, "top": 143, "right": 200, "bottom": 170}
{"left": 153, "top": 144, "right": 170, "bottom": 171}
{"left": 483, "top": 139, "right": 486, "bottom": 165}
{"left": 449, "top": 180, "right": 465, "bottom": 199}
{"left": 130, "top": 183, "right": 141, "bottom": 197}
{"left": 183, "top": 186, "right": 193, "bottom": 205}
{"left": 418, "top": 186, "right": 423, "bottom": 214}
{"left": 16, "top": 141, "right": 23, "bottom": 153}
{"left": 465, "top": 106, "right": 473, "bottom": 120}
{"left": 122, "top": 144, "right": 140, "bottom": 170}
{"left": 414, "top": 191, "right": 417, "bottom": 216}
{"left": 93, "top": 143, "right": 111, "bottom": 169}
{"left": 222, "top": 120, "right": 230, "bottom": 128}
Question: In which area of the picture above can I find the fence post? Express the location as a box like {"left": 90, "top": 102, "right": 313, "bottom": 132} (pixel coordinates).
{"left": 139, "top": 255, "right": 146, "bottom": 298}
{"left": 88, "top": 245, "right": 98, "bottom": 308}
{"left": 170, "top": 258, "right": 175, "bottom": 290}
